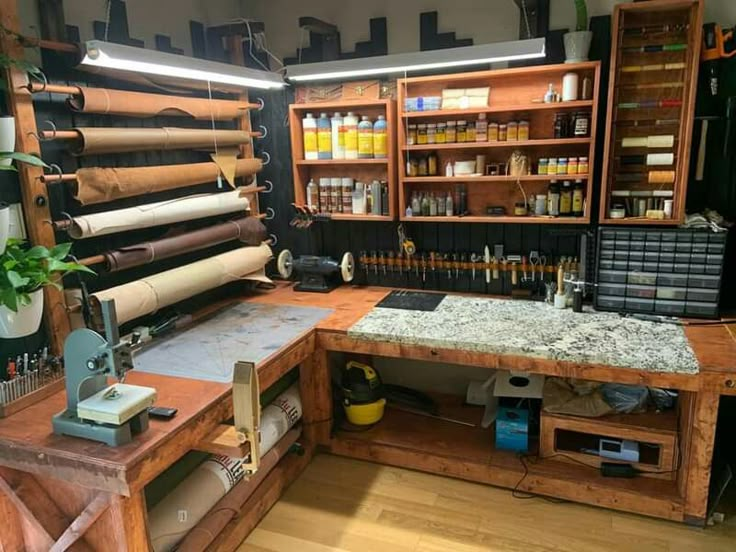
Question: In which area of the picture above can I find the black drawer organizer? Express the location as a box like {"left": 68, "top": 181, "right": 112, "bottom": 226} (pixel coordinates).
{"left": 594, "top": 228, "right": 727, "bottom": 319}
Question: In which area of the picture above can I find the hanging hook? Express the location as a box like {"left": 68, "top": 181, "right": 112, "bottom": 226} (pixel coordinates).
{"left": 25, "top": 70, "right": 48, "bottom": 93}
{"left": 265, "top": 207, "right": 275, "bottom": 220}
{"left": 259, "top": 151, "right": 271, "bottom": 166}
{"left": 27, "top": 120, "right": 58, "bottom": 142}
{"left": 255, "top": 97, "right": 265, "bottom": 111}
{"left": 268, "top": 233, "right": 278, "bottom": 246}
{"left": 257, "top": 125, "right": 268, "bottom": 139}
{"left": 262, "top": 179, "right": 273, "bottom": 193}
{"left": 43, "top": 163, "right": 64, "bottom": 183}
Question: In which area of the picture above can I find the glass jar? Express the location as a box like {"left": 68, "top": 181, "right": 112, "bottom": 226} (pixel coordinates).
{"left": 418, "top": 156, "right": 428, "bottom": 176}
{"left": 436, "top": 122, "right": 446, "bottom": 144}
{"left": 427, "top": 123, "right": 437, "bottom": 144}
{"left": 547, "top": 182, "right": 560, "bottom": 216}
{"left": 538, "top": 158, "right": 549, "bottom": 175}
{"left": 567, "top": 156, "right": 578, "bottom": 175}
{"left": 498, "top": 123, "right": 508, "bottom": 141}
{"left": 417, "top": 123, "right": 428, "bottom": 145}
{"left": 457, "top": 120, "right": 467, "bottom": 143}
{"left": 446, "top": 121, "right": 457, "bottom": 143}
{"left": 514, "top": 201, "right": 527, "bottom": 216}
{"left": 578, "top": 156, "right": 589, "bottom": 174}
{"left": 488, "top": 122, "right": 499, "bottom": 141}
{"left": 507, "top": 121, "right": 519, "bottom": 141}
{"left": 548, "top": 157, "right": 558, "bottom": 174}
{"left": 534, "top": 193, "right": 547, "bottom": 216}
{"left": 557, "top": 158, "right": 568, "bottom": 175}
{"left": 572, "top": 180, "right": 585, "bottom": 217}
{"left": 560, "top": 181, "right": 573, "bottom": 216}
{"left": 518, "top": 120, "right": 530, "bottom": 141}
{"left": 408, "top": 124, "right": 417, "bottom": 146}
{"left": 466, "top": 123, "right": 476, "bottom": 142}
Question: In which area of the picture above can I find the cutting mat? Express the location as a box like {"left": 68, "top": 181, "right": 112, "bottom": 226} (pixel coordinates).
{"left": 133, "top": 302, "right": 333, "bottom": 383}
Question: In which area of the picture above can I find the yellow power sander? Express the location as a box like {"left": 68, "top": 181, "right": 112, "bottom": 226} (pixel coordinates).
{"left": 340, "top": 361, "right": 386, "bottom": 425}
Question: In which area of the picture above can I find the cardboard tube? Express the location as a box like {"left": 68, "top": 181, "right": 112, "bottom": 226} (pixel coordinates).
{"left": 101, "top": 218, "right": 268, "bottom": 272}
{"left": 91, "top": 244, "right": 272, "bottom": 324}
{"left": 67, "top": 87, "right": 254, "bottom": 120}
{"left": 68, "top": 189, "right": 251, "bottom": 239}
{"left": 69, "top": 127, "right": 254, "bottom": 155}
{"left": 74, "top": 158, "right": 262, "bottom": 205}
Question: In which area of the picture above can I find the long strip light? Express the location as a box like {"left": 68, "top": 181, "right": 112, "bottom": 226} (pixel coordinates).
{"left": 285, "top": 38, "right": 546, "bottom": 82}
{"left": 81, "top": 40, "right": 286, "bottom": 90}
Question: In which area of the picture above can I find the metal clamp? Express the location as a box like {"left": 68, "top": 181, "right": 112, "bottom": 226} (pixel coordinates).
{"left": 265, "top": 207, "right": 275, "bottom": 220}
{"left": 259, "top": 151, "right": 271, "bottom": 166}
{"left": 262, "top": 179, "right": 273, "bottom": 193}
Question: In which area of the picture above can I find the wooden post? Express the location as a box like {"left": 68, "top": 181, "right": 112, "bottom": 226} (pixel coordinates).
{"left": 299, "top": 348, "right": 333, "bottom": 447}
{"left": 0, "top": 0, "right": 70, "bottom": 353}
{"left": 106, "top": 492, "right": 151, "bottom": 552}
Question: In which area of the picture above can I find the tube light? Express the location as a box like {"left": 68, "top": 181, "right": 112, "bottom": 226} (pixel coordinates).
{"left": 81, "top": 40, "right": 285, "bottom": 90}
{"left": 285, "top": 38, "right": 546, "bottom": 82}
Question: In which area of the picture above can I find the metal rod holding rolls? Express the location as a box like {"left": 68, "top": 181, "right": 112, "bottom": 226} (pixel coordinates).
{"left": 38, "top": 129, "right": 264, "bottom": 141}
{"left": 27, "top": 82, "right": 82, "bottom": 95}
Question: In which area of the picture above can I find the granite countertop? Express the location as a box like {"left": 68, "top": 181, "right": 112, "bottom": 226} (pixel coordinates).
{"left": 348, "top": 296, "right": 700, "bottom": 374}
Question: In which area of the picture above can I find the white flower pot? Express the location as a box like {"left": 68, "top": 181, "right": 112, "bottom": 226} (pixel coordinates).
{"left": 0, "top": 203, "right": 8, "bottom": 255}
{"left": 0, "top": 289, "right": 44, "bottom": 339}
{"left": 0, "top": 117, "right": 16, "bottom": 167}
{"left": 564, "top": 31, "right": 593, "bottom": 63}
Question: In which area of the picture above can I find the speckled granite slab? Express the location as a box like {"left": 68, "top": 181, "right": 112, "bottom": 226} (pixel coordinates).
{"left": 348, "top": 296, "right": 700, "bottom": 374}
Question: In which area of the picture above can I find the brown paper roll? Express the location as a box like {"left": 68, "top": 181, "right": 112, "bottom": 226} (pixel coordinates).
{"left": 75, "top": 158, "right": 262, "bottom": 205}
{"left": 103, "top": 218, "right": 268, "bottom": 272}
{"left": 92, "top": 244, "right": 272, "bottom": 324}
{"left": 71, "top": 127, "right": 253, "bottom": 155}
{"left": 68, "top": 87, "right": 251, "bottom": 120}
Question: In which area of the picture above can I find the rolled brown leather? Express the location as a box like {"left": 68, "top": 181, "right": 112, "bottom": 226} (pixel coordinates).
{"left": 67, "top": 87, "right": 251, "bottom": 120}
{"left": 75, "top": 158, "right": 262, "bottom": 205}
{"left": 70, "top": 127, "right": 253, "bottom": 155}
{"left": 103, "top": 217, "right": 268, "bottom": 272}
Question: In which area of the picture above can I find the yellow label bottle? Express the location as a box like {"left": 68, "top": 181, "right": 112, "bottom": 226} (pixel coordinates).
{"left": 373, "top": 115, "right": 388, "bottom": 159}
{"left": 317, "top": 113, "right": 332, "bottom": 159}
{"left": 358, "top": 115, "right": 374, "bottom": 159}
{"left": 344, "top": 112, "right": 359, "bottom": 159}
{"left": 303, "top": 113, "right": 318, "bottom": 160}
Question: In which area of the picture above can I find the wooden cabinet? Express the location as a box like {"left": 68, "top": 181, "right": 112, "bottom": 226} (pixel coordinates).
{"left": 397, "top": 62, "right": 601, "bottom": 223}
{"left": 288, "top": 99, "right": 397, "bottom": 221}
{"left": 599, "top": 0, "right": 703, "bottom": 225}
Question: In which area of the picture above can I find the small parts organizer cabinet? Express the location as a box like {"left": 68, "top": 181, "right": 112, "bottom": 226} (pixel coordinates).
{"left": 540, "top": 410, "right": 679, "bottom": 480}
{"left": 397, "top": 62, "right": 601, "bottom": 223}
{"left": 600, "top": 0, "right": 704, "bottom": 224}
{"left": 289, "top": 99, "right": 397, "bottom": 221}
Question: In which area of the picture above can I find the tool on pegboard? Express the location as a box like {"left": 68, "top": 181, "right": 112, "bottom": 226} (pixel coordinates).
{"left": 702, "top": 23, "right": 736, "bottom": 96}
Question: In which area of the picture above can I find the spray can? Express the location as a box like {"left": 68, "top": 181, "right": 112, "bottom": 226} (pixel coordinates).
{"left": 317, "top": 113, "right": 332, "bottom": 159}
{"left": 318, "top": 177, "right": 331, "bottom": 212}
{"left": 373, "top": 115, "right": 387, "bottom": 159}
{"left": 358, "top": 116, "right": 374, "bottom": 159}
{"left": 302, "top": 113, "right": 318, "bottom": 160}
{"left": 306, "top": 178, "right": 318, "bottom": 210}
{"left": 343, "top": 112, "right": 359, "bottom": 159}
{"left": 331, "top": 112, "right": 345, "bottom": 159}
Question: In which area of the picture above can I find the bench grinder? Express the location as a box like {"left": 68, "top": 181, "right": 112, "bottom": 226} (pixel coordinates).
{"left": 277, "top": 249, "right": 354, "bottom": 292}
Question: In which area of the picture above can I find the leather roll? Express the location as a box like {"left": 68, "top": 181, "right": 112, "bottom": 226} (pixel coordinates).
{"left": 103, "top": 218, "right": 268, "bottom": 272}
{"left": 92, "top": 244, "right": 273, "bottom": 325}
{"left": 68, "top": 87, "right": 250, "bottom": 120}
{"left": 75, "top": 158, "right": 262, "bottom": 205}
{"left": 70, "top": 127, "right": 253, "bottom": 156}
{"left": 68, "top": 189, "right": 251, "bottom": 239}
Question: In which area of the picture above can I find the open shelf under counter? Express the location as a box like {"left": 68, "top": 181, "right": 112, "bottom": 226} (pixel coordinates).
{"left": 295, "top": 158, "right": 389, "bottom": 166}
{"left": 404, "top": 138, "right": 592, "bottom": 151}
{"left": 403, "top": 174, "right": 589, "bottom": 183}
{"left": 400, "top": 100, "right": 595, "bottom": 119}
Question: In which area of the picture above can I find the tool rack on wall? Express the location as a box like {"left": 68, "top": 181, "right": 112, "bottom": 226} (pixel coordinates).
{"left": 599, "top": 0, "right": 703, "bottom": 224}
{"left": 397, "top": 62, "right": 602, "bottom": 224}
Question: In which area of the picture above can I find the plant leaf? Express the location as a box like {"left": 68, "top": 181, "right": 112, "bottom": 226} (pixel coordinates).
{"left": 25, "top": 245, "right": 50, "bottom": 259}
{"left": 0, "top": 152, "right": 49, "bottom": 168}
{"left": 49, "top": 243, "right": 72, "bottom": 260}
{"left": 6, "top": 270, "right": 29, "bottom": 289}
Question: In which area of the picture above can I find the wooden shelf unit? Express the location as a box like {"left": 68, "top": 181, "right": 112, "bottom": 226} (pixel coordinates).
{"left": 289, "top": 99, "right": 398, "bottom": 221}
{"left": 599, "top": 0, "right": 703, "bottom": 224}
{"left": 397, "top": 62, "right": 602, "bottom": 224}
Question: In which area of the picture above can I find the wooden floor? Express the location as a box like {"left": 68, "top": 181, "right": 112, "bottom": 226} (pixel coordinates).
{"left": 238, "top": 454, "right": 736, "bottom": 552}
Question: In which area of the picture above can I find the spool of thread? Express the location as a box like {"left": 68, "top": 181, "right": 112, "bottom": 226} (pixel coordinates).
{"left": 664, "top": 199, "right": 673, "bottom": 218}
{"left": 648, "top": 170, "right": 676, "bottom": 184}
{"left": 562, "top": 72, "right": 579, "bottom": 102}
{"left": 621, "top": 135, "right": 675, "bottom": 148}
{"left": 647, "top": 153, "right": 674, "bottom": 166}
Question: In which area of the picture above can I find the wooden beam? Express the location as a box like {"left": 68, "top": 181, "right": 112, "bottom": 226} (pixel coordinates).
{"left": 0, "top": 483, "right": 26, "bottom": 552}
{"left": 195, "top": 424, "right": 251, "bottom": 458}
{"left": 49, "top": 494, "right": 111, "bottom": 552}
{"left": 299, "top": 349, "right": 332, "bottom": 447}
{"left": 106, "top": 492, "right": 150, "bottom": 552}
{"left": 0, "top": 0, "right": 70, "bottom": 354}
{"left": 0, "top": 474, "right": 54, "bottom": 551}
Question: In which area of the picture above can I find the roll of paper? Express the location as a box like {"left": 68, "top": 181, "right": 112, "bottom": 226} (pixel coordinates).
{"left": 75, "top": 158, "right": 262, "bottom": 205}
{"left": 68, "top": 189, "right": 251, "bottom": 239}
{"left": 648, "top": 171, "right": 676, "bottom": 184}
{"left": 70, "top": 127, "right": 253, "bottom": 156}
{"left": 647, "top": 153, "right": 674, "bottom": 166}
{"left": 92, "top": 244, "right": 272, "bottom": 324}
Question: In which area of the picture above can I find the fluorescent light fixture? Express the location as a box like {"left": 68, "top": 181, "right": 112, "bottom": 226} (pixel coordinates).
{"left": 81, "top": 40, "right": 285, "bottom": 90}
{"left": 285, "top": 38, "right": 546, "bottom": 82}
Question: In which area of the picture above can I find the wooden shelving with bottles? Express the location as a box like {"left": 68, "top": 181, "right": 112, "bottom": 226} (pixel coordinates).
{"left": 397, "top": 62, "right": 602, "bottom": 224}
{"left": 288, "top": 99, "right": 397, "bottom": 221}
{"left": 599, "top": 0, "right": 703, "bottom": 225}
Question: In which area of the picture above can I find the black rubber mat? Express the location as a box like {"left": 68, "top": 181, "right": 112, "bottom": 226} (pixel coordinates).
{"left": 376, "top": 290, "right": 446, "bottom": 312}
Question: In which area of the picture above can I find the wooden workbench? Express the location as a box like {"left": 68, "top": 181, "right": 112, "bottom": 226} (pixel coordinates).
{"left": 0, "top": 283, "right": 734, "bottom": 550}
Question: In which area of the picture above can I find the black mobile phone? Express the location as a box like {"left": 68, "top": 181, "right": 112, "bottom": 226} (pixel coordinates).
{"left": 148, "top": 406, "right": 178, "bottom": 420}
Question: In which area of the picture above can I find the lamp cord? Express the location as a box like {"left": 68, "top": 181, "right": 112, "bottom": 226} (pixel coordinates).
{"left": 520, "top": 0, "right": 533, "bottom": 40}
{"left": 104, "top": 0, "right": 112, "bottom": 42}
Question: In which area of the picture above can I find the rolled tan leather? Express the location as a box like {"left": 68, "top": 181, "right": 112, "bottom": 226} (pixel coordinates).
{"left": 103, "top": 217, "right": 268, "bottom": 272}
{"left": 68, "top": 87, "right": 251, "bottom": 120}
{"left": 68, "top": 189, "right": 251, "bottom": 239}
{"left": 75, "top": 158, "right": 262, "bottom": 205}
{"left": 92, "top": 244, "right": 273, "bottom": 324}
{"left": 70, "top": 127, "right": 253, "bottom": 155}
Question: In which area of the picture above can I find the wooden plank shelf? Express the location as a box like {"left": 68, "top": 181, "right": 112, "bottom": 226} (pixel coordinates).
{"left": 403, "top": 174, "right": 590, "bottom": 183}
{"left": 295, "top": 159, "right": 388, "bottom": 166}
{"left": 400, "top": 100, "right": 595, "bottom": 118}
{"left": 404, "top": 138, "right": 592, "bottom": 151}
{"left": 401, "top": 215, "right": 589, "bottom": 224}
{"left": 331, "top": 214, "right": 394, "bottom": 221}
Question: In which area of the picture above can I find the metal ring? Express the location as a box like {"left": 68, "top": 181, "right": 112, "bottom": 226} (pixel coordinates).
{"left": 257, "top": 125, "right": 268, "bottom": 139}
{"left": 255, "top": 97, "right": 265, "bottom": 111}
{"left": 26, "top": 70, "right": 48, "bottom": 92}
{"left": 44, "top": 163, "right": 64, "bottom": 183}
{"left": 265, "top": 207, "right": 275, "bottom": 220}
{"left": 28, "top": 120, "right": 58, "bottom": 142}
{"left": 260, "top": 151, "right": 271, "bottom": 166}
{"left": 268, "top": 233, "right": 278, "bottom": 246}
{"left": 262, "top": 180, "right": 273, "bottom": 193}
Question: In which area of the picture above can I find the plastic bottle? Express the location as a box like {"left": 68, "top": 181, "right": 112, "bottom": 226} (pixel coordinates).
{"left": 358, "top": 116, "right": 374, "bottom": 159}
{"left": 411, "top": 192, "right": 421, "bottom": 215}
{"left": 317, "top": 113, "right": 332, "bottom": 159}
{"left": 371, "top": 180, "right": 382, "bottom": 215}
{"left": 306, "top": 178, "right": 318, "bottom": 210}
{"left": 373, "top": 115, "right": 387, "bottom": 159}
{"left": 429, "top": 193, "right": 438, "bottom": 216}
{"left": 353, "top": 182, "right": 365, "bottom": 214}
{"left": 343, "top": 112, "right": 359, "bottom": 159}
{"left": 445, "top": 191, "right": 454, "bottom": 216}
{"left": 303, "top": 113, "right": 318, "bottom": 160}
{"left": 572, "top": 180, "right": 585, "bottom": 217}
{"left": 331, "top": 112, "right": 345, "bottom": 159}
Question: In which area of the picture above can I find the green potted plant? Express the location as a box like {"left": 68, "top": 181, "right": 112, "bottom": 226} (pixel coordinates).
{"left": 0, "top": 239, "right": 94, "bottom": 338}
{"left": 0, "top": 152, "right": 48, "bottom": 254}
{"left": 564, "top": 0, "right": 593, "bottom": 63}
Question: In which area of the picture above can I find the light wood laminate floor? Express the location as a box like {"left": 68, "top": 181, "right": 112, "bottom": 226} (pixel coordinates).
{"left": 239, "top": 454, "right": 736, "bottom": 552}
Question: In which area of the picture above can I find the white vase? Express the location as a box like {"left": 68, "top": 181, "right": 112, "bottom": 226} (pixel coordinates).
{"left": 0, "top": 289, "right": 44, "bottom": 338}
{"left": 564, "top": 31, "right": 593, "bottom": 63}
{"left": 0, "top": 117, "right": 16, "bottom": 167}
{"left": 0, "top": 203, "right": 8, "bottom": 255}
